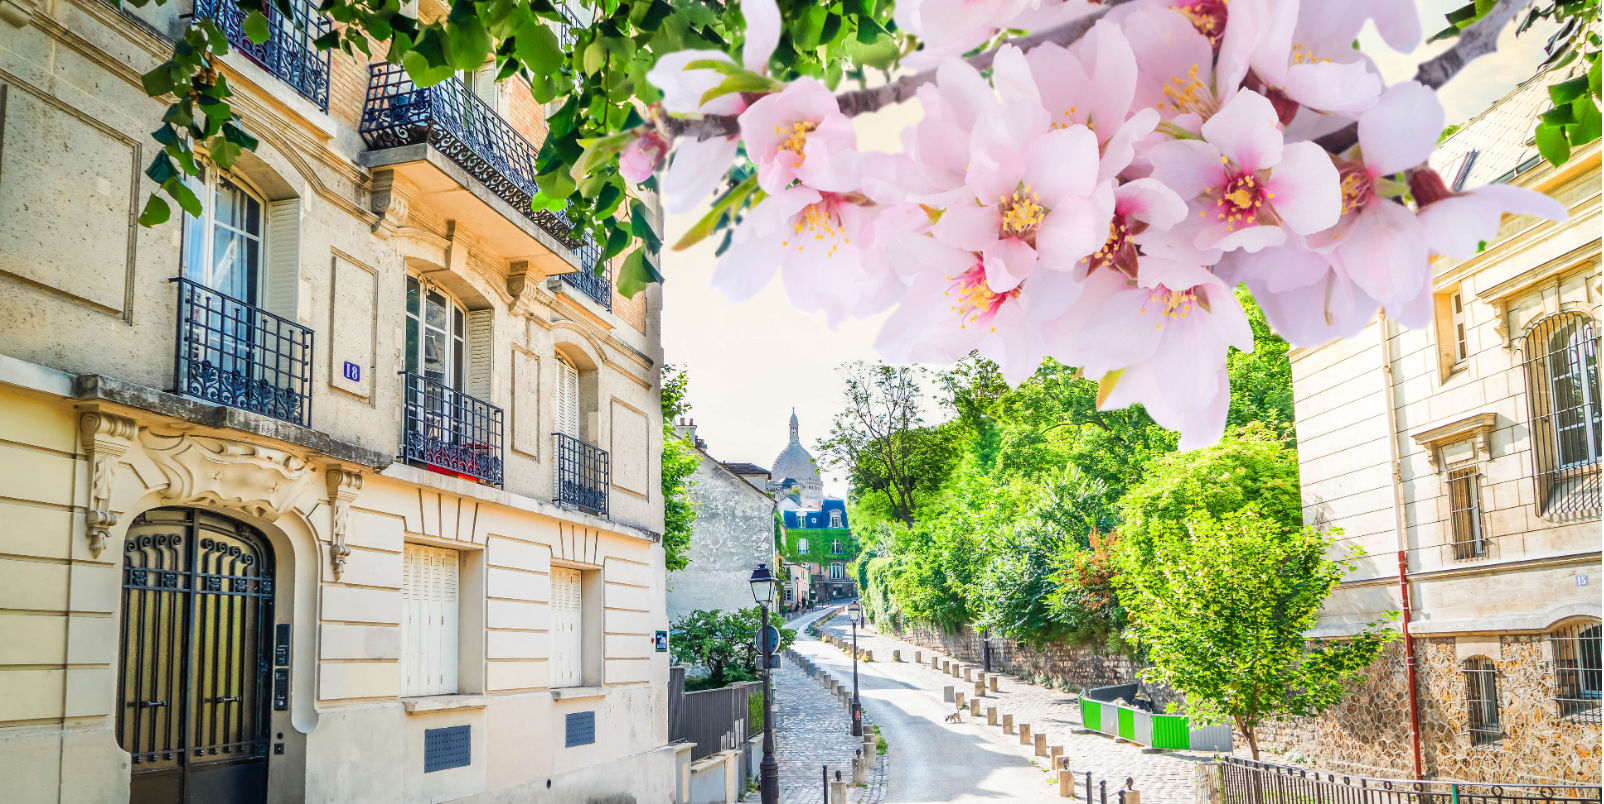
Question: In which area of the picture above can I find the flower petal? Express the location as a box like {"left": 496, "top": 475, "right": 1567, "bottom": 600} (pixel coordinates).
{"left": 1266, "top": 141, "right": 1342, "bottom": 235}
{"left": 933, "top": 201, "right": 1002, "bottom": 252}
{"left": 1201, "top": 90, "right": 1285, "bottom": 173}
{"left": 984, "top": 237, "right": 1037, "bottom": 292}
{"left": 662, "top": 136, "right": 740, "bottom": 216}
{"left": 1115, "top": 176, "right": 1188, "bottom": 229}
{"left": 1036, "top": 185, "right": 1115, "bottom": 267}
{"left": 1284, "top": 60, "right": 1382, "bottom": 115}
{"left": 1148, "top": 139, "right": 1229, "bottom": 201}
{"left": 741, "top": 0, "right": 781, "bottom": 73}
{"left": 1024, "top": 124, "right": 1101, "bottom": 206}
{"left": 1358, "top": 81, "right": 1444, "bottom": 176}
{"left": 991, "top": 44, "right": 1041, "bottom": 106}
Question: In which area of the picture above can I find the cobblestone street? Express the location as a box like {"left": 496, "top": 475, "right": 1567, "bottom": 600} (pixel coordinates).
{"left": 805, "top": 607, "right": 1245, "bottom": 804}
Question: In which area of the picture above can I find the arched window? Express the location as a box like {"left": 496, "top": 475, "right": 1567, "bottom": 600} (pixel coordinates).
{"left": 1462, "top": 656, "right": 1500, "bottom": 744}
{"left": 1551, "top": 619, "right": 1602, "bottom": 724}
{"left": 830, "top": 511, "right": 842, "bottom": 528}
{"left": 829, "top": 562, "right": 844, "bottom": 580}
{"left": 1523, "top": 313, "right": 1601, "bottom": 518}
{"left": 405, "top": 275, "right": 467, "bottom": 389}
{"left": 831, "top": 539, "right": 843, "bottom": 555}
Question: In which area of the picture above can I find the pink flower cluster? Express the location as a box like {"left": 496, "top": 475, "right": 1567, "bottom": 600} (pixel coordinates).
{"left": 649, "top": 0, "right": 1568, "bottom": 449}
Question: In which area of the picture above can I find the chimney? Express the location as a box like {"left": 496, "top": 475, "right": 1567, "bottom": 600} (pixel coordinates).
{"left": 673, "top": 418, "right": 698, "bottom": 446}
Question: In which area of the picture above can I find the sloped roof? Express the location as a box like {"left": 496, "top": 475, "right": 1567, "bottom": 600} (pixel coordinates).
{"left": 1430, "top": 65, "right": 1581, "bottom": 190}
{"left": 721, "top": 462, "right": 770, "bottom": 476}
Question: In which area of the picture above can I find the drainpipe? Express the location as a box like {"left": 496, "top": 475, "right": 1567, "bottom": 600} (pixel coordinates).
{"left": 1377, "top": 310, "right": 1424, "bottom": 780}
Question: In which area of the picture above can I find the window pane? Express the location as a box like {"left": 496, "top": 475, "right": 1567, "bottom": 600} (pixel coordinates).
{"left": 453, "top": 337, "right": 464, "bottom": 391}
{"left": 407, "top": 276, "right": 421, "bottom": 317}
{"left": 424, "top": 328, "right": 447, "bottom": 382}
{"left": 405, "top": 316, "right": 420, "bottom": 375}
{"left": 209, "top": 228, "right": 258, "bottom": 302}
{"left": 426, "top": 291, "right": 448, "bottom": 332}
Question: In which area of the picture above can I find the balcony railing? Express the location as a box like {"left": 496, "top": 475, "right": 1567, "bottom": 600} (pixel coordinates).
{"left": 553, "top": 432, "right": 609, "bottom": 517}
{"left": 360, "top": 64, "right": 578, "bottom": 244}
{"left": 170, "top": 277, "right": 314, "bottom": 427}
{"left": 194, "top": 0, "right": 331, "bottom": 111}
{"left": 402, "top": 372, "right": 504, "bottom": 486}
{"left": 556, "top": 213, "right": 613, "bottom": 310}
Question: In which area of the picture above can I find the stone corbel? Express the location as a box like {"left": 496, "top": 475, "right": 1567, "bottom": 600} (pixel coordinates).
{"left": 80, "top": 411, "right": 138, "bottom": 558}
{"left": 369, "top": 169, "right": 411, "bottom": 236}
{"left": 508, "top": 259, "right": 546, "bottom": 303}
{"left": 325, "top": 468, "right": 364, "bottom": 580}
{"left": 1411, "top": 412, "right": 1499, "bottom": 472}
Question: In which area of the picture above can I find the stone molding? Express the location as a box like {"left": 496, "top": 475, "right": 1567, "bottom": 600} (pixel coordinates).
{"left": 1411, "top": 412, "right": 1498, "bottom": 471}
{"left": 79, "top": 411, "right": 138, "bottom": 557}
{"left": 140, "top": 430, "right": 314, "bottom": 520}
{"left": 325, "top": 468, "right": 364, "bottom": 579}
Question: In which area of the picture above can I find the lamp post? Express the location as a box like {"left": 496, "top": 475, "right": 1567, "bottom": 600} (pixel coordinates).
{"left": 848, "top": 600, "right": 862, "bottom": 736}
{"left": 749, "top": 564, "right": 780, "bottom": 804}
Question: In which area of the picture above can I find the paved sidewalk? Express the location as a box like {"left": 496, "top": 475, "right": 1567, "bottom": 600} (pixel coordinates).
{"left": 809, "top": 612, "right": 1239, "bottom": 804}
{"left": 746, "top": 608, "right": 888, "bottom": 804}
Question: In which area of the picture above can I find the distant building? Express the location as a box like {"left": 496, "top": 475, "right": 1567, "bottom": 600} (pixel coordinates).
{"left": 768, "top": 412, "right": 858, "bottom": 602}
{"left": 667, "top": 421, "right": 776, "bottom": 624}
{"left": 1276, "top": 70, "right": 1600, "bottom": 783}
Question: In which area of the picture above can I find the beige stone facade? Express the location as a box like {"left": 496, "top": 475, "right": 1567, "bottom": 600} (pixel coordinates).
{"left": 0, "top": 0, "right": 675, "bottom": 802}
{"left": 1273, "top": 74, "right": 1602, "bottom": 783}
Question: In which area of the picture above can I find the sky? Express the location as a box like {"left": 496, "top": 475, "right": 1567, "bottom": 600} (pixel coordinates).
{"left": 659, "top": 2, "right": 1560, "bottom": 500}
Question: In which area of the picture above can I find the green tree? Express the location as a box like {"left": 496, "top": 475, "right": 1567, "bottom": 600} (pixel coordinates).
{"left": 1114, "top": 510, "right": 1396, "bottom": 759}
{"left": 661, "top": 364, "right": 698, "bottom": 572}
{"left": 670, "top": 608, "right": 796, "bottom": 690}
{"left": 816, "top": 362, "right": 955, "bottom": 524}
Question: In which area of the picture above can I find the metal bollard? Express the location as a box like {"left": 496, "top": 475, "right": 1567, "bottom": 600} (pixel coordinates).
{"left": 943, "top": 685, "right": 955, "bottom": 703}
{"left": 1019, "top": 723, "right": 1031, "bottom": 745}
{"left": 1035, "top": 732, "right": 1047, "bottom": 757}
{"left": 1003, "top": 713, "right": 1015, "bottom": 734}
{"left": 1100, "top": 778, "right": 1107, "bottom": 804}
{"left": 986, "top": 706, "right": 998, "bottom": 726}
{"left": 990, "top": 675, "right": 999, "bottom": 692}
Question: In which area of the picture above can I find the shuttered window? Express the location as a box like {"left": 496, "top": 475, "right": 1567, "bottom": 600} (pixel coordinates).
{"left": 261, "top": 198, "right": 301, "bottom": 320}
{"left": 555, "top": 356, "right": 581, "bottom": 438}
{"left": 550, "top": 567, "right": 583, "bottom": 688}
{"left": 402, "top": 544, "right": 460, "bottom": 697}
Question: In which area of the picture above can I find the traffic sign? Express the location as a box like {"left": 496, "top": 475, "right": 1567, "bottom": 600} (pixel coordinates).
{"left": 755, "top": 625, "right": 781, "bottom": 654}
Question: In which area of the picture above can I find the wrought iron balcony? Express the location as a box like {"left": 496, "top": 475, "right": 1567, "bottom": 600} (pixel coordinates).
{"left": 193, "top": 0, "right": 331, "bottom": 111}
{"left": 553, "top": 432, "right": 609, "bottom": 517}
{"left": 360, "top": 64, "right": 578, "bottom": 243}
{"left": 556, "top": 222, "right": 613, "bottom": 310}
{"left": 170, "top": 277, "right": 314, "bottom": 427}
{"left": 402, "top": 372, "right": 505, "bottom": 486}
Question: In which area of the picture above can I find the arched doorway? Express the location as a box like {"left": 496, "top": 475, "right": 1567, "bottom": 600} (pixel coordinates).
{"left": 117, "top": 508, "right": 275, "bottom": 804}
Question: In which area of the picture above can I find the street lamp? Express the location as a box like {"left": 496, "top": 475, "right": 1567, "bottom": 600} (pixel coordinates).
{"left": 847, "top": 600, "right": 862, "bottom": 737}
{"left": 749, "top": 564, "right": 780, "bottom": 804}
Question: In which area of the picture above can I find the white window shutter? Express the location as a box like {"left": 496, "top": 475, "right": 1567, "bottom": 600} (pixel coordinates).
{"left": 261, "top": 199, "right": 301, "bottom": 319}
{"left": 550, "top": 567, "right": 582, "bottom": 687}
{"left": 466, "top": 310, "right": 494, "bottom": 401}
{"left": 555, "top": 358, "right": 580, "bottom": 439}
{"left": 402, "top": 544, "right": 459, "bottom": 696}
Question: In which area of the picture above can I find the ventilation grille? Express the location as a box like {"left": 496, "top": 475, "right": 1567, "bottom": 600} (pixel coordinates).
{"left": 423, "top": 725, "right": 471, "bottom": 772}
{"left": 565, "top": 711, "right": 596, "bottom": 747}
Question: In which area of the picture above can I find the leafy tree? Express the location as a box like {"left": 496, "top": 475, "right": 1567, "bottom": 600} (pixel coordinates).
{"left": 1114, "top": 510, "right": 1396, "bottom": 759}
{"left": 816, "top": 362, "right": 952, "bottom": 524}
{"left": 661, "top": 364, "right": 698, "bottom": 572}
{"left": 670, "top": 608, "right": 796, "bottom": 690}
{"left": 972, "top": 521, "right": 1065, "bottom": 649}
{"left": 1226, "top": 289, "right": 1296, "bottom": 444}
{"left": 1051, "top": 532, "right": 1128, "bottom": 654}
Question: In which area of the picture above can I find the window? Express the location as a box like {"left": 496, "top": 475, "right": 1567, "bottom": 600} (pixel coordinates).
{"left": 555, "top": 354, "right": 581, "bottom": 439}
{"left": 785, "top": 587, "right": 794, "bottom": 603}
{"left": 797, "top": 538, "right": 808, "bottom": 552}
{"left": 1451, "top": 292, "right": 1468, "bottom": 363}
{"left": 1450, "top": 150, "right": 1478, "bottom": 192}
{"left": 550, "top": 567, "right": 583, "bottom": 688}
{"left": 1463, "top": 656, "right": 1500, "bottom": 744}
{"left": 183, "top": 167, "right": 263, "bottom": 303}
{"left": 1447, "top": 465, "right": 1486, "bottom": 560}
{"left": 829, "top": 511, "right": 842, "bottom": 528}
{"left": 1523, "top": 313, "right": 1601, "bottom": 518}
{"left": 405, "top": 276, "right": 467, "bottom": 389}
{"left": 1551, "top": 619, "right": 1602, "bottom": 724}
{"left": 402, "top": 544, "right": 460, "bottom": 696}
{"left": 831, "top": 539, "right": 843, "bottom": 555}
{"left": 829, "top": 563, "right": 844, "bottom": 580}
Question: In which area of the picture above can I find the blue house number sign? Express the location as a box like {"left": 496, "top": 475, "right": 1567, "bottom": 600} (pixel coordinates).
{"left": 342, "top": 362, "right": 361, "bottom": 383}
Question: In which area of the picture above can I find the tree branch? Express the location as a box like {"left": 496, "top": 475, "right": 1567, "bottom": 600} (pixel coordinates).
{"left": 664, "top": 0, "right": 1133, "bottom": 142}
{"left": 1314, "top": 0, "right": 1537, "bottom": 154}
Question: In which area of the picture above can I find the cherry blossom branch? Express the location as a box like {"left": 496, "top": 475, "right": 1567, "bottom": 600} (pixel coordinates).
{"left": 664, "top": 0, "right": 1135, "bottom": 142}
{"left": 1314, "top": 0, "right": 1537, "bottom": 154}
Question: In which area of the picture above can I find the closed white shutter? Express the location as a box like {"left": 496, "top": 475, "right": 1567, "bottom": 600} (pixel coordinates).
{"left": 466, "top": 309, "right": 494, "bottom": 401}
{"left": 261, "top": 199, "right": 301, "bottom": 319}
{"left": 401, "top": 544, "right": 459, "bottom": 696}
{"left": 555, "top": 357, "right": 580, "bottom": 438}
{"left": 550, "top": 567, "right": 582, "bottom": 688}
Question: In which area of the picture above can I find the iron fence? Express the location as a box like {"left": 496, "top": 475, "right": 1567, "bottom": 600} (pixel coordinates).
{"left": 193, "top": 0, "right": 330, "bottom": 110}
{"left": 553, "top": 431, "right": 608, "bottom": 517}
{"left": 360, "top": 64, "right": 577, "bottom": 244}
{"left": 1222, "top": 757, "right": 1603, "bottom": 804}
{"left": 170, "top": 277, "right": 313, "bottom": 427}
{"left": 670, "top": 680, "right": 760, "bottom": 762}
{"left": 402, "top": 372, "right": 504, "bottom": 486}
{"left": 1522, "top": 312, "right": 1601, "bottom": 520}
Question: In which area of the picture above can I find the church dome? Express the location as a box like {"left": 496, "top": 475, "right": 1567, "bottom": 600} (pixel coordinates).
{"left": 771, "top": 410, "right": 823, "bottom": 507}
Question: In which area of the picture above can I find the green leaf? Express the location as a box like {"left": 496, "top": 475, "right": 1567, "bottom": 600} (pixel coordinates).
{"left": 1568, "top": 95, "right": 1601, "bottom": 146}
{"left": 698, "top": 71, "right": 782, "bottom": 107}
{"left": 515, "top": 20, "right": 563, "bottom": 75}
{"left": 445, "top": 11, "right": 493, "bottom": 70}
{"left": 672, "top": 173, "right": 758, "bottom": 250}
{"left": 1541, "top": 104, "right": 1577, "bottom": 126}
{"left": 583, "top": 40, "right": 606, "bottom": 74}
{"left": 1535, "top": 122, "right": 1571, "bottom": 167}
{"left": 536, "top": 168, "right": 577, "bottom": 201}
{"left": 137, "top": 195, "right": 171, "bottom": 227}
{"left": 682, "top": 58, "right": 743, "bottom": 75}
{"left": 402, "top": 28, "right": 459, "bottom": 87}
{"left": 794, "top": 4, "right": 828, "bottom": 50}
{"left": 1549, "top": 75, "right": 1591, "bottom": 105}
{"left": 208, "top": 135, "right": 243, "bottom": 169}
{"left": 602, "top": 222, "right": 631, "bottom": 260}
{"left": 141, "top": 64, "right": 175, "bottom": 97}
{"left": 243, "top": 10, "right": 271, "bottom": 45}
{"left": 164, "top": 177, "right": 204, "bottom": 217}
{"left": 145, "top": 152, "right": 179, "bottom": 185}
{"left": 630, "top": 198, "right": 661, "bottom": 252}
{"left": 616, "top": 247, "right": 664, "bottom": 298}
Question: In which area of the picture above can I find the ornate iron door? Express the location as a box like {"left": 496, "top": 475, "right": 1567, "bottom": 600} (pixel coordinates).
{"left": 118, "top": 508, "right": 274, "bottom": 804}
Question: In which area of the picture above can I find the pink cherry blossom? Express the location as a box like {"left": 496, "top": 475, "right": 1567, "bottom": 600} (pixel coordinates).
{"left": 1242, "top": 0, "right": 1382, "bottom": 118}
{"left": 619, "top": 130, "right": 669, "bottom": 185}
{"left": 875, "top": 233, "right": 1032, "bottom": 379}
{"left": 647, "top": 51, "right": 752, "bottom": 214}
{"left": 742, "top": 0, "right": 782, "bottom": 73}
{"left": 1413, "top": 173, "right": 1569, "bottom": 259}
{"left": 739, "top": 77, "right": 862, "bottom": 195}
{"left": 1148, "top": 89, "right": 1340, "bottom": 253}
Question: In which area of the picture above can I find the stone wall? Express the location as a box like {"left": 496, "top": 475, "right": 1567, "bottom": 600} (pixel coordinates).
{"left": 1252, "top": 637, "right": 1601, "bottom": 785}
{"left": 886, "top": 622, "right": 1150, "bottom": 698}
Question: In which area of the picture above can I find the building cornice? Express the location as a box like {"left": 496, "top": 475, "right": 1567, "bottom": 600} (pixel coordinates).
{"left": 1336, "top": 550, "right": 1601, "bottom": 590}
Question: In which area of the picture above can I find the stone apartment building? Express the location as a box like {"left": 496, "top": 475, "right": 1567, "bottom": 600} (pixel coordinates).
{"left": 0, "top": 1, "right": 678, "bottom": 802}
{"left": 1274, "top": 72, "right": 1601, "bottom": 784}
{"left": 665, "top": 420, "right": 776, "bottom": 624}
